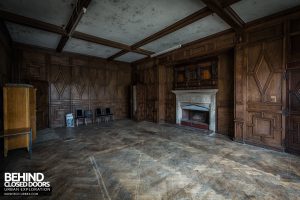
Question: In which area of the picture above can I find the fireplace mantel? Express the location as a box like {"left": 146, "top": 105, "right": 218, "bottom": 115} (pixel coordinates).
{"left": 172, "top": 89, "right": 218, "bottom": 132}
{"left": 172, "top": 89, "right": 218, "bottom": 95}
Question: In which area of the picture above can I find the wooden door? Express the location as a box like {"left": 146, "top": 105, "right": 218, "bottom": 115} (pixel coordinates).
{"left": 30, "top": 80, "right": 49, "bottom": 130}
{"left": 245, "top": 38, "right": 285, "bottom": 150}
{"left": 286, "top": 68, "right": 300, "bottom": 154}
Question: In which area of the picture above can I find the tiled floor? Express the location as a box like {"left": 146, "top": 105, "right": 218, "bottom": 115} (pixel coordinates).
{"left": 1, "top": 120, "right": 300, "bottom": 199}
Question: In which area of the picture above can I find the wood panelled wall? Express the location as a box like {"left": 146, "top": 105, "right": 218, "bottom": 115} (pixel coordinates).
{"left": 133, "top": 30, "right": 237, "bottom": 135}
{"left": 134, "top": 9, "right": 300, "bottom": 153}
{"left": 133, "top": 60, "right": 159, "bottom": 122}
{"left": 235, "top": 29, "right": 285, "bottom": 150}
{"left": 235, "top": 11, "right": 300, "bottom": 151}
{"left": 217, "top": 51, "right": 234, "bottom": 136}
{"left": 0, "top": 21, "right": 12, "bottom": 133}
{"left": 13, "top": 46, "right": 132, "bottom": 128}
{"left": 133, "top": 61, "right": 176, "bottom": 124}
{"left": 133, "top": 50, "right": 234, "bottom": 136}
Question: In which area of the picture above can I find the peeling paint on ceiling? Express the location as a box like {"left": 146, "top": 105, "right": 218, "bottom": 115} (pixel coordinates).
{"left": 141, "top": 14, "right": 230, "bottom": 53}
{"left": 115, "top": 52, "right": 147, "bottom": 63}
{"left": 76, "top": 0, "right": 205, "bottom": 45}
{"left": 0, "top": 0, "right": 75, "bottom": 27}
{"left": 64, "top": 38, "right": 121, "bottom": 58}
{"left": 6, "top": 22, "right": 61, "bottom": 49}
{"left": 231, "top": 0, "right": 300, "bottom": 23}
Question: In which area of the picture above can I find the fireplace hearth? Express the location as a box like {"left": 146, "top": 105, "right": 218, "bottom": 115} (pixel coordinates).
{"left": 181, "top": 105, "right": 210, "bottom": 129}
{"left": 172, "top": 89, "right": 218, "bottom": 131}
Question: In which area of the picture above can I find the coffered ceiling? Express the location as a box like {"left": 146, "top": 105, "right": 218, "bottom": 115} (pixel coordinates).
{"left": 0, "top": 0, "right": 299, "bottom": 63}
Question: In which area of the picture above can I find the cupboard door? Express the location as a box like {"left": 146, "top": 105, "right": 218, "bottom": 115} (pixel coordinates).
{"left": 245, "top": 38, "right": 285, "bottom": 149}
{"left": 4, "top": 87, "right": 30, "bottom": 149}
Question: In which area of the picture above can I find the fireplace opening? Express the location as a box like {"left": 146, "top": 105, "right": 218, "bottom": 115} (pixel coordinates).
{"left": 180, "top": 104, "right": 210, "bottom": 129}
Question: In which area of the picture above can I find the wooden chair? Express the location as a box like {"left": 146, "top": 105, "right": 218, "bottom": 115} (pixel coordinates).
{"left": 84, "top": 110, "right": 93, "bottom": 125}
{"left": 105, "top": 108, "right": 114, "bottom": 122}
{"left": 75, "top": 109, "right": 85, "bottom": 126}
{"left": 95, "top": 108, "right": 106, "bottom": 124}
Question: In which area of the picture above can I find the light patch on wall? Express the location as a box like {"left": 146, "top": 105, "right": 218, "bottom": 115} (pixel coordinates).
{"left": 6, "top": 22, "right": 61, "bottom": 49}
{"left": 115, "top": 52, "right": 147, "bottom": 63}
{"left": 141, "top": 14, "right": 230, "bottom": 53}
{"left": 231, "top": 0, "right": 300, "bottom": 23}
{"left": 76, "top": 0, "right": 205, "bottom": 45}
{"left": 64, "top": 38, "right": 121, "bottom": 59}
{"left": 0, "top": 0, "right": 76, "bottom": 27}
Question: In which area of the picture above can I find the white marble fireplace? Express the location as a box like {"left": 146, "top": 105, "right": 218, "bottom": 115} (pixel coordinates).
{"left": 172, "top": 89, "right": 218, "bottom": 132}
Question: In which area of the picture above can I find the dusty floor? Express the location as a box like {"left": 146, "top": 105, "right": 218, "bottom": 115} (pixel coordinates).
{"left": 1, "top": 120, "right": 300, "bottom": 200}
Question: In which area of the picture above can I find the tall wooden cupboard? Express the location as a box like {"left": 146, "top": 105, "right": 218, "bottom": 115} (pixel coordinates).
{"left": 3, "top": 84, "right": 36, "bottom": 156}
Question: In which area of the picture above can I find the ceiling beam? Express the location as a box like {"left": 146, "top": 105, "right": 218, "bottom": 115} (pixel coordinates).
{"left": 131, "top": 7, "right": 212, "bottom": 49}
{"left": 72, "top": 31, "right": 153, "bottom": 56}
{"left": 0, "top": 19, "right": 12, "bottom": 46}
{"left": 220, "top": 0, "right": 241, "bottom": 8}
{"left": 56, "top": 0, "right": 92, "bottom": 52}
{"left": 107, "top": 49, "right": 128, "bottom": 60}
{"left": 200, "top": 0, "right": 244, "bottom": 32}
{"left": 0, "top": 10, "right": 65, "bottom": 35}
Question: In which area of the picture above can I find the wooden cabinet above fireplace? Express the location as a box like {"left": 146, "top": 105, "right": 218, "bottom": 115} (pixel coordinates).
{"left": 174, "top": 59, "right": 218, "bottom": 90}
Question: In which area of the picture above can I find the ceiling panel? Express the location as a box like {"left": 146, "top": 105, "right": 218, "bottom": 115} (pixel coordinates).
{"left": 141, "top": 14, "right": 230, "bottom": 53}
{"left": 231, "top": 0, "right": 300, "bottom": 23}
{"left": 115, "top": 52, "right": 147, "bottom": 63}
{"left": 76, "top": 0, "right": 205, "bottom": 45}
{"left": 0, "top": 0, "right": 75, "bottom": 26}
{"left": 64, "top": 38, "right": 121, "bottom": 59}
{"left": 6, "top": 22, "right": 61, "bottom": 49}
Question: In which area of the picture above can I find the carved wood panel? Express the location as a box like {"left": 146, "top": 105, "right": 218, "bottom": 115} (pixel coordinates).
{"left": 16, "top": 47, "right": 131, "bottom": 128}
{"left": 245, "top": 37, "right": 285, "bottom": 149}
{"left": 157, "top": 32, "right": 236, "bottom": 65}
{"left": 50, "top": 64, "right": 72, "bottom": 101}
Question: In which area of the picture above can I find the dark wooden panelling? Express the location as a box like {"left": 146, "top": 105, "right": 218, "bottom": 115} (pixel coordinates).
{"left": 156, "top": 31, "right": 236, "bottom": 65}
{"left": 234, "top": 23, "right": 286, "bottom": 150}
{"left": 234, "top": 44, "right": 246, "bottom": 141}
{"left": 15, "top": 46, "right": 131, "bottom": 128}
{"left": 134, "top": 51, "right": 234, "bottom": 132}
{"left": 164, "top": 66, "right": 176, "bottom": 124}
{"left": 246, "top": 38, "right": 285, "bottom": 149}
{"left": 0, "top": 21, "right": 12, "bottom": 133}
{"left": 29, "top": 80, "right": 49, "bottom": 130}
{"left": 288, "top": 17, "right": 300, "bottom": 63}
{"left": 134, "top": 61, "right": 158, "bottom": 122}
{"left": 217, "top": 51, "right": 234, "bottom": 136}
{"left": 133, "top": 8, "right": 300, "bottom": 153}
{"left": 286, "top": 68, "right": 300, "bottom": 154}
